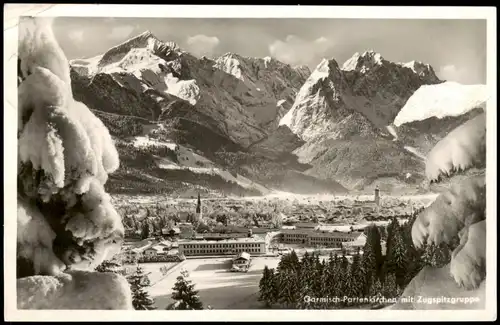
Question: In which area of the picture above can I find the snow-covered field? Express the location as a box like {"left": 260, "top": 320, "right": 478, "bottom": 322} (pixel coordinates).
{"left": 147, "top": 257, "right": 281, "bottom": 309}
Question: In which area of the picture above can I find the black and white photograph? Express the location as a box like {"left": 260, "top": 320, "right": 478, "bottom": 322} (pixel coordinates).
{"left": 4, "top": 4, "right": 497, "bottom": 321}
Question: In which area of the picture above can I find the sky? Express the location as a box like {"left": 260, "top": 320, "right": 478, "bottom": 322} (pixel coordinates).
{"left": 53, "top": 17, "right": 487, "bottom": 85}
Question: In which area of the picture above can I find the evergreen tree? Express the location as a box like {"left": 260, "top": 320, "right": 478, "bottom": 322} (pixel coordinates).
{"left": 330, "top": 254, "right": 342, "bottom": 306}
{"left": 297, "top": 281, "right": 315, "bottom": 309}
{"left": 277, "top": 269, "right": 300, "bottom": 308}
{"left": 319, "top": 253, "right": 337, "bottom": 308}
{"left": 141, "top": 222, "right": 150, "bottom": 239}
{"left": 421, "top": 242, "right": 453, "bottom": 268}
{"left": 335, "top": 252, "right": 350, "bottom": 307}
{"left": 360, "top": 225, "right": 383, "bottom": 295}
{"left": 384, "top": 223, "right": 409, "bottom": 289}
{"left": 289, "top": 250, "right": 300, "bottom": 270}
{"left": 298, "top": 252, "right": 315, "bottom": 298}
{"left": 128, "top": 266, "right": 156, "bottom": 310}
{"left": 382, "top": 273, "right": 400, "bottom": 299}
{"left": 277, "top": 251, "right": 299, "bottom": 273}
{"left": 95, "top": 259, "right": 123, "bottom": 274}
{"left": 346, "top": 248, "right": 364, "bottom": 303}
{"left": 385, "top": 217, "right": 400, "bottom": 259}
{"left": 258, "top": 266, "right": 276, "bottom": 307}
{"left": 168, "top": 269, "right": 204, "bottom": 310}
{"left": 311, "top": 255, "right": 324, "bottom": 298}
{"left": 378, "top": 225, "right": 387, "bottom": 241}
{"left": 400, "top": 208, "right": 426, "bottom": 287}
{"left": 158, "top": 217, "right": 167, "bottom": 230}
{"left": 369, "top": 273, "right": 383, "bottom": 298}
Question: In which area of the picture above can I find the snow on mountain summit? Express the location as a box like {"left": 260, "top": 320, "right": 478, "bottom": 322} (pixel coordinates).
{"left": 96, "top": 30, "right": 180, "bottom": 70}
{"left": 341, "top": 50, "right": 384, "bottom": 72}
{"left": 393, "top": 81, "right": 488, "bottom": 126}
{"left": 71, "top": 31, "right": 310, "bottom": 146}
{"left": 280, "top": 51, "right": 442, "bottom": 141}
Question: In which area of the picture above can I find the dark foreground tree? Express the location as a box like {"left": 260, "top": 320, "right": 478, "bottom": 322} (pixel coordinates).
{"left": 167, "top": 269, "right": 204, "bottom": 310}
{"left": 259, "top": 266, "right": 277, "bottom": 307}
{"left": 360, "top": 224, "right": 383, "bottom": 295}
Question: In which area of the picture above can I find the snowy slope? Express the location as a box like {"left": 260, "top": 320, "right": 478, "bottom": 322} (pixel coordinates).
{"left": 394, "top": 82, "right": 488, "bottom": 126}
{"left": 131, "top": 131, "right": 271, "bottom": 195}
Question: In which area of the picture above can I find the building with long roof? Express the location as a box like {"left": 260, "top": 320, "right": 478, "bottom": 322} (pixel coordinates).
{"left": 178, "top": 237, "right": 266, "bottom": 256}
{"left": 281, "top": 228, "right": 365, "bottom": 248}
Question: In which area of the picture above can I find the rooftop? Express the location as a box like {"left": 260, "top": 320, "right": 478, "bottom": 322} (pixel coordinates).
{"left": 281, "top": 229, "right": 364, "bottom": 239}
{"left": 233, "top": 252, "right": 251, "bottom": 261}
{"left": 178, "top": 237, "right": 265, "bottom": 245}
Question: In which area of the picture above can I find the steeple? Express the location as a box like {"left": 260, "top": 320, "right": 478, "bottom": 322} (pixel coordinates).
{"left": 374, "top": 186, "right": 380, "bottom": 206}
{"left": 196, "top": 192, "right": 201, "bottom": 214}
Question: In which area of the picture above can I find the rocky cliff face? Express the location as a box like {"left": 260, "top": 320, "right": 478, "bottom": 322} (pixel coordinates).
{"left": 71, "top": 32, "right": 310, "bottom": 147}
{"left": 280, "top": 50, "right": 442, "bottom": 141}
{"left": 277, "top": 50, "right": 487, "bottom": 191}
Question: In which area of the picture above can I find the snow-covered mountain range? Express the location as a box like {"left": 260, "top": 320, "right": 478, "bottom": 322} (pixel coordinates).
{"left": 69, "top": 32, "right": 488, "bottom": 196}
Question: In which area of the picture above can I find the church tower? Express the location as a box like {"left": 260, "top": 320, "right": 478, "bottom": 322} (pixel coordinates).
{"left": 374, "top": 186, "right": 380, "bottom": 206}
{"left": 195, "top": 192, "right": 202, "bottom": 222}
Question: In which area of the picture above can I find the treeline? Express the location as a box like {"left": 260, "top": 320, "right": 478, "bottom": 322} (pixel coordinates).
{"left": 115, "top": 142, "right": 178, "bottom": 170}
{"left": 91, "top": 109, "right": 146, "bottom": 138}
{"left": 258, "top": 208, "right": 457, "bottom": 309}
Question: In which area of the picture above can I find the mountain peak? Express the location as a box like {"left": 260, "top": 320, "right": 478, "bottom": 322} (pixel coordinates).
{"left": 360, "top": 49, "right": 384, "bottom": 61}
{"left": 137, "top": 30, "right": 154, "bottom": 38}
{"left": 220, "top": 52, "right": 243, "bottom": 60}
{"left": 342, "top": 50, "right": 385, "bottom": 71}
{"left": 96, "top": 30, "right": 180, "bottom": 69}
{"left": 399, "top": 60, "right": 435, "bottom": 77}
{"left": 121, "top": 30, "right": 160, "bottom": 46}
{"left": 310, "top": 58, "right": 340, "bottom": 80}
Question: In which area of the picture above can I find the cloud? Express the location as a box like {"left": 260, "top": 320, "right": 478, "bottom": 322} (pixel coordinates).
{"left": 68, "top": 30, "right": 85, "bottom": 44}
{"left": 269, "top": 35, "right": 333, "bottom": 67}
{"left": 108, "top": 25, "right": 135, "bottom": 41}
{"left": 438, "top": 64, "right": 470, "bottom": 84}
{"left": 185, "top": 34, "right": 220, "bottom": 58}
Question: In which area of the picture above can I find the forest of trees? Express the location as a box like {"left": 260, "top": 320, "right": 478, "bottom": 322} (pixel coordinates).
{"left": 258, "top": 209, "right": 457, "bottom": 309}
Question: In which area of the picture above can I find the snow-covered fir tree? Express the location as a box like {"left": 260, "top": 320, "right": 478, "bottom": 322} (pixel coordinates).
{"left": 128, "top": 266, "right": 156, "bottom": 310}
{"left": 95, "top": 259, "right": 123, "bottom": 274}
{"left": 258, "top": 265, "right": 277, "bottom": 307}
{"left": 168, "top": 269, "right": 204, "bottom": 310}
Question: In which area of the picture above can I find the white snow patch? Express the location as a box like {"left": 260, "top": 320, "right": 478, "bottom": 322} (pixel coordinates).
{"left": 276, "top": 99, "right": 286, "bottom": 107}
{"left": 404, "top": 146, "right": 426, "bottom": 160}
{"left": 402, "top": 60, "right": 417, "bottom": 72}
{"left": 386, "top": 125, "right": 399, "bottom": 141}
{"left": 342, "top": 52, "right": 360, "bottom": 71}
{"left": 132, "top": 136, "right": 178, "bottom": 150}
{"left": 164, "top": 73, "right": 200, "bottom": 105}
{"left": 394, "top": 81, "right": 488, "bottom": 126}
